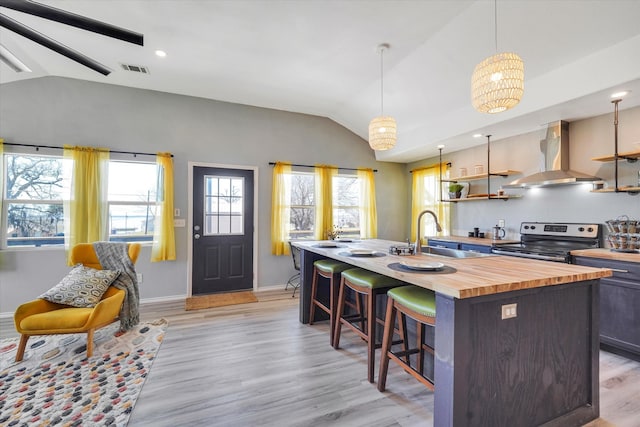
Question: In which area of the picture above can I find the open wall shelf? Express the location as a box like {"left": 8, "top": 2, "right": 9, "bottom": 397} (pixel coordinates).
{"left": 442, "top": 169, "right": 521, "bottom": 182}
{"left": 591, "top": 148, "right": 640, "bottom": 194}
{"left": 592, "top": 149, "right": 640, "bottom": 162}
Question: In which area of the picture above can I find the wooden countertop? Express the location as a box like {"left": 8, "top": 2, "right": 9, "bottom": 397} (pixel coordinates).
{"left": 293, "top": 239, "right": 612, "bottom": 299}
{"left": 572, "top": 248, "right": 640, "bottom": 263}
{"left": 427, "top": 235, "right": 520, "bottom": 246}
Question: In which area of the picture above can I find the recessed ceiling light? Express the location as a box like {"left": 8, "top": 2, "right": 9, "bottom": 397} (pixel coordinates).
{"left": 610, "top": 90, "right": 629, "bottom": 99}
{"left": 472, "top": 133, "right": 483, "bottom": 138}
{"left": 155, "top": 50, "right": 167, "bottom": 57}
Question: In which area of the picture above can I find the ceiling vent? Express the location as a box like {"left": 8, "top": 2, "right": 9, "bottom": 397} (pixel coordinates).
{"left": 120, "top": 63, "right": 149, "bottom": 74}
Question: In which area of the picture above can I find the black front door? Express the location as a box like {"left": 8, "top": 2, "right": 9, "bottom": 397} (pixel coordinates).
{"left": 192, "top": 166, "right": 254, "bottom": 295}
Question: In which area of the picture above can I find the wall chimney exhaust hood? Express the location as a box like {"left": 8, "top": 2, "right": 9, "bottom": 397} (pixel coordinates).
{"left": 504, "top": 120, "right": 602, "bottom": 188}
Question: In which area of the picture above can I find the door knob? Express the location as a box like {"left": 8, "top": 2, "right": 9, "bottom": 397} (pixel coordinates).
{"left": 194, "top": 234, "right": 201, "bottom": 239}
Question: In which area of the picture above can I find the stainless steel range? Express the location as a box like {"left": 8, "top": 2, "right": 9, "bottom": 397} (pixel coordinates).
{"left": 491, "top": 222, "right": 602, "bottom": 263}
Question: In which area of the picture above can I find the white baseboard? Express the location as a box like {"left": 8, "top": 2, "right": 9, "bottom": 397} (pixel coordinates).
{"left": 139, "top": 294, "right": 186, "bottom": 306}
{"left": 1, "top": 288, "right": 286, "bottom": 319}
{"left": 0, "top": 294, "right": 188, "bottom": 319}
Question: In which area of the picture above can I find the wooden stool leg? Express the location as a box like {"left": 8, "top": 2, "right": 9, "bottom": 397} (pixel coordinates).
{"left": 416, "top": 322, "right": 424, "bottom": 375}
{"left": 397, "top": 310, "right": 410, "bottom": 364}
{"left": 15, "top": 334, "right": 29, "bottom": 362}
{"left": 309, "top": 266, "right": 320, "bottom": 325}
{"left": 357, "top": 292, "right": 365, "bottom": 333}
{"left": 332, "top": 276, "right": 347, "bottom": 349}
{"left": 86, "top": 329, "right": 95, "bottom": 358}
{"left": 366, "top": 289, "right": 376, "bottom": 383}
{"left": 329, "top": 272, "right": 340, "bottom": 347}
{"left": 377, "top": 297, "right": 396, "bottom": 392}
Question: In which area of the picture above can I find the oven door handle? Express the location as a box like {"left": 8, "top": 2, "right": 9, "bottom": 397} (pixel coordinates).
{"left": 491, "top": 249, "right": 566, "bottom": 262}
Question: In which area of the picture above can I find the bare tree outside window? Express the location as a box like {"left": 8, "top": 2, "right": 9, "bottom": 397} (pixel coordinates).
{"left": 290, "top": 174, "right": 314, "bottom": 238}
{"left": 5, "top": 155, "right": 65, "bottom": 243}
{"left": 286, "top": 173, "right": 361, "bottom": 240}
{"left": 333, "top": 176, "right": 360, "bottom": 237}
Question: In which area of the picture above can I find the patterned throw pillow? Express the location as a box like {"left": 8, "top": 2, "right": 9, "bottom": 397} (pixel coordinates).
{"left": 39, "top": 264, "right": 121, "bottom": 308}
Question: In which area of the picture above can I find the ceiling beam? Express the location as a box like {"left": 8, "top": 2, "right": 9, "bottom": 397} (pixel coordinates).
{"left": 0, "top": 0, "right": 143, "bottom": 45}
{"left": 0, "top": 12, "right": 111, "bottom": 75}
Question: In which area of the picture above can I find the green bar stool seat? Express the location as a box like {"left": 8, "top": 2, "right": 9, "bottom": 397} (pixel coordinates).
{"left": 309, "top": 259, "right": 352, "bottom": 346}
{"left": 378, "top": 285, "right": 436, "bottom": 392}
{"left": 333, "top": 268, "right": 404, "bottom": 383}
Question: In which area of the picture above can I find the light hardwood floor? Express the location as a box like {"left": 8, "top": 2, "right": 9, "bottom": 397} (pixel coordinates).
{"left": 3, "top": 290, "right": 639, "bottom": 426}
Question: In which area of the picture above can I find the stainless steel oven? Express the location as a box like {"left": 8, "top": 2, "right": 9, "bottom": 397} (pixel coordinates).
{"left": 491, "top": 222, "right": 602, "bottom": 263}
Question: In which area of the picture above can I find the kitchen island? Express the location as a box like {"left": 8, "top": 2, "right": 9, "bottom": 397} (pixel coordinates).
{"left": 293, "top": 239, "right": 612, "bottom": 427}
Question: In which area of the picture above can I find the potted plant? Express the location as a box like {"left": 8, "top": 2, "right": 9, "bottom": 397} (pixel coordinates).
{"left": 448, "top": 183, "right": 464, "bottom": 199}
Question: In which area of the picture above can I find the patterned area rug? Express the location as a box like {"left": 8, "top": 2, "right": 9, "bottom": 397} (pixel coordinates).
{"left": 0, "top": 319, "right": 167, "bottom": 426}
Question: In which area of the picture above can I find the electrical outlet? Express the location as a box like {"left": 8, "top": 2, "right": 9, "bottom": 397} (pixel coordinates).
{"left": 501, "top": 303, "right": 517, "bottom": 319}
{"left": 498, "top": 219, "right": 505, "bottom": 228}
{"left": 136, "top": 273, "right": 143, "bottom": 284}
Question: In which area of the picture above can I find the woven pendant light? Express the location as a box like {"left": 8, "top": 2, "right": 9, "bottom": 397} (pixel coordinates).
{"left": 471, "top": 1, "right": 524, "bottom": 114}
{"left": 369, "top": 44, "right": 397, "bottom": 150}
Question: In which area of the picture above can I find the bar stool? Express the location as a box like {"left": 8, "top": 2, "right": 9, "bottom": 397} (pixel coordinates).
{"left": 309, "top": 259, "right": 352, "bottom": 346}
{"left": 378, "top": 285, "right": 436, "bottom": 392}
{"left": 333, "top": 268, "right": 403, "bottom": 383}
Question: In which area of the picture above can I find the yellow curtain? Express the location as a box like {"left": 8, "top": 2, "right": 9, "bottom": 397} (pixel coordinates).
{"left": 410, "top": 163, "right": 450, "bottom": 245}
{"left": 357, "top": 168, "right": 377, "bottom": 238}
{"left": 271, "top": 162, "right": 291, "bottom": 255}
{"left": 63, "top": 145, "right": 109, "bottom": 264}
{"left": 151, "top": 152, "right": 176, "bottom": 262}
{"left": 314, "top": 165, "right": 337, "bottom": 240}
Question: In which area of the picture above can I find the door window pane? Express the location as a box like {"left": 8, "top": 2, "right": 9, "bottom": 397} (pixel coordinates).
{"left": 204, "top": 175, "right": 244, "bottom": 235}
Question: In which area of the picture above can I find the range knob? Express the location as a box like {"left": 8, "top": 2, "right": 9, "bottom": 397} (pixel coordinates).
{"left": 588, "top": 227, "right": 594, "bottom": 232}
{"left": 578, "top": 227, "right": 585, "bottom": 232}
{"left": 530, "top": 225, "right": 536, "bottom": 230}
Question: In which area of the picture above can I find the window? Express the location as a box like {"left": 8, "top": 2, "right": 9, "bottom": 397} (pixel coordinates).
{"left": 4, "top": 153, "right": 69, "bottom": 247}
{"left": 203, "top": 175, "right": 244, "bottom": 235}
{"left": 107, "top": 161, "right": 158, "bottom": 242}
{"left": 333, "top": 175, "right": 360, "bottom": 237}
{"left": 289, "top": 172, "right": 315, "bottom": 239}
{"left": 3, "top": 153, "right": 158, "bottom": 247}
{"left": 287, "top": 172, "right": 361, "bottom": 240}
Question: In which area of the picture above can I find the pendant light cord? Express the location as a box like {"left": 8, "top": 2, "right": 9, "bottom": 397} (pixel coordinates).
{"left": 380, "top": 46, "right": 384, "bottom": 116}
{"left": 494, "top": 0, "right": 498, "bottom": 53}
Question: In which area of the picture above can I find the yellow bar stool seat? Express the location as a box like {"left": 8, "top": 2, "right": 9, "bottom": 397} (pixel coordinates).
{"left": 309, "top": 259, "right": 351, "bottom": 346}
{"left": 333, "top": 268, "right": 404, "bottom": 383}
{"left": 378, "top": 285, "right": 436, "bottom": 392}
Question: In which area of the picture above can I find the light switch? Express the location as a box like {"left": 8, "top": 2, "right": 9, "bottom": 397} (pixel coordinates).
{"left": 174, "top": 218, "right": 186, "bottom": 227}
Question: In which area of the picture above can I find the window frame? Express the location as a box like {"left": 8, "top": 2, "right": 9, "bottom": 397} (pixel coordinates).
{"left": 2, "top": 149, "right": 158, "bottom": 249}
{"left": 287, "top": 169, "right": 363, "bottom": 240}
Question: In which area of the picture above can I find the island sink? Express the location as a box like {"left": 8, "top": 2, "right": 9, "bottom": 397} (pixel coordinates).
{"left": 421, "top": 245, "right": 494, "bottom": 258}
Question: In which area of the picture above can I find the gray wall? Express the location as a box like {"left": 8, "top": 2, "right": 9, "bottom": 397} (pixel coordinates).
{"left": 0, "top": 77, "right": 408, "bottom": 319}
{"left": 407, "top": 105, "right": 640, "bottom": 241}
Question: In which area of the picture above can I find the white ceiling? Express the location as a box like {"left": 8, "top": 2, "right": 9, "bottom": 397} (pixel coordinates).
{"left": 1, "top": 0, "right": 640, "bottom": 163}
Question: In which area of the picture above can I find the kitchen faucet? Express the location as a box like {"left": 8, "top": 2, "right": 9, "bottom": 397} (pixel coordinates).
{"left": 415, "top": 210, "right": 442, "bottom": 252}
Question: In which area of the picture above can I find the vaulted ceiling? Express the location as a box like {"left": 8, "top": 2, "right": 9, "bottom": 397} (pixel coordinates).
{"left": 1, "top": 0, "right": 639, "bottom": 162}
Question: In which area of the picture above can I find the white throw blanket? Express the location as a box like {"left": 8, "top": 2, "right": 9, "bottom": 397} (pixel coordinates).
{"left": 93, "top": 241, "right": 140, "bottom": 331}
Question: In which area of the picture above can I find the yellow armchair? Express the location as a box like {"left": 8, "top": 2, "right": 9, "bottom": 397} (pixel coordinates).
{"left": 14, "top": 243, "right": 141, "bottom": 361}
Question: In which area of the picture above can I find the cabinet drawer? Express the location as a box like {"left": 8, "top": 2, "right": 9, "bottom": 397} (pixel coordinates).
{"left": 574, "top": 257, "right": 640, "bottom": 282}
{"left": 460, "top": 243, "right": 492, "bottom": 254}
{"left": 428, "top": 239, "right": 459, "bottom": 249}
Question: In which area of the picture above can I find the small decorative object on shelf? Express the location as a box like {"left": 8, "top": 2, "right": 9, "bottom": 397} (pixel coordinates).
{"left": 448, "top": 183, "right": 464, "bottom": 199}
{"left": 326, "top": 225, "right": 342, "bottom": 240}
